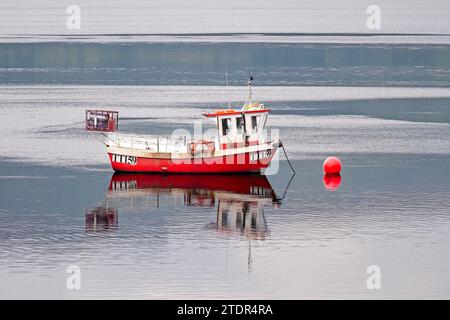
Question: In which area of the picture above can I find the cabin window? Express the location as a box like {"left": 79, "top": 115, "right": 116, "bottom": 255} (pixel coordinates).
{"left": 236, "top": 117, "right": 244, "bottom": 134}
{"left": 251, "top": 115, "right": 260, "bottom": 131}
{"left": 222, "top": 118, "right": 231, "bottom": 136}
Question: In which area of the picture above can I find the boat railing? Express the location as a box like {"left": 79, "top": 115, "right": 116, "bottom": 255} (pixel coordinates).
{"left": 106, "top": 133, "right": 217, "bottom": 153}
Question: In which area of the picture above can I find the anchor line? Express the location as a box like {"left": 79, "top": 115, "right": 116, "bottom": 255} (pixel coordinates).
{"left": 277, "top": 173, "right": 295, "bottom": 201}
{"left": 280, "top": 141, "right": 296, "bottom": 174}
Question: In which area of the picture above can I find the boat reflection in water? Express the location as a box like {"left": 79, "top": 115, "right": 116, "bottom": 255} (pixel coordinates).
{"left": 90, "top": 173, "right": 282, "bottom": 239}
{"left": 85, "top": 207, "right": 118, "bottom": 232}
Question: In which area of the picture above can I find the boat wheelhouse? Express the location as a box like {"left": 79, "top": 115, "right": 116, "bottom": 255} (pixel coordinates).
{"left": 203, "top": 102, "right": 270, "bottom": 150}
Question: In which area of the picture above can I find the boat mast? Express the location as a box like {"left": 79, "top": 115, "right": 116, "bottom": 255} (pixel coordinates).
{"left": 247, "top": 73, "right": 253, "bottom": 104}
{"left": 225, "top": 70, "right": 231, "bottom": 109}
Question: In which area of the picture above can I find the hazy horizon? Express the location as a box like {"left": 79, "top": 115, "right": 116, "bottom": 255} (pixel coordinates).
{"left": 1, "top": 0, "right": 449, "bottom": 37}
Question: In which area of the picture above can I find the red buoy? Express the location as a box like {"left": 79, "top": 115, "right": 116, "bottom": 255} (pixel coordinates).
{"left": 323, "top": 173, "right": 342, "bottom": 191}
{"left": 323, "top": 156, "right": 342, "bottom": 174}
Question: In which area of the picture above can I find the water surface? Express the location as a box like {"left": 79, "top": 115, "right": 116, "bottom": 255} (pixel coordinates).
{"left": 0, "top": 39, "right": 450, "bottom": 299}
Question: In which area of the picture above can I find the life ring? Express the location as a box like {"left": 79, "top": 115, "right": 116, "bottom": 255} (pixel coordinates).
{"left": 190, "top": 139, "right": 215, "bottom": 154}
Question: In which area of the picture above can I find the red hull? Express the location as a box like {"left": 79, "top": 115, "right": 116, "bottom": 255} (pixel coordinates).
{"left": 108, "top": 149, "right": 277, "bottom": 173}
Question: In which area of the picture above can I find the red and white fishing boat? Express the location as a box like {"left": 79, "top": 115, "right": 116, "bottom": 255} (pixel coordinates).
{"left": 86, "top": 80, "right": 293, "bottom": 174}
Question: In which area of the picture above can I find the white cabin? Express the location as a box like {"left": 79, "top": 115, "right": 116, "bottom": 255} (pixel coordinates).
{"left": 203, "top": 102, "right": 270, "bottom": 150}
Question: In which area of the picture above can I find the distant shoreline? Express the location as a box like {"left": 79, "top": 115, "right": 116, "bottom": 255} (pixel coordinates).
{"left": 1, "top": 33, "right": 450, "bottom": 45}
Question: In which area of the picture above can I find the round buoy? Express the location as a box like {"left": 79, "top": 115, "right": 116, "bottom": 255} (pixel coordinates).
{"left": 323, "top": 156, "right": 342, "bottom": 174}
{"left": 323, "top": 173, "right": 342, "bottom": 191}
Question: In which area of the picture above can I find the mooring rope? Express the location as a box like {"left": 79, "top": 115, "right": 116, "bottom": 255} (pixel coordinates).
{"left": 280, "top": 141, "right": 296, "bottom": 174}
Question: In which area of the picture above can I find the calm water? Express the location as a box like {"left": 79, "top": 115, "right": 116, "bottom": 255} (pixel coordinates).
{"left": 1, "top": 42, "right": 450, "bottom": 86}
{"left": 1, "top": 40, "right": 450, "bottom": 299}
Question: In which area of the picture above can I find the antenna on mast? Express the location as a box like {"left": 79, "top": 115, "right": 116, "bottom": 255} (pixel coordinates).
{"left": 225, "top": 70, "right": 231, "bottom": 109}
{"left": 248, "top": 72, "right": 253, "bottom": 103}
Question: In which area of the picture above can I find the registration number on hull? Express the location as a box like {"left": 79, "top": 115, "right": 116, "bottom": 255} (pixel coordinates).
{"left": 250, "top": 149, "right": 272, "bottom": 161}
{"left": 111, "top": 154, "right": 137, "bottom": 165}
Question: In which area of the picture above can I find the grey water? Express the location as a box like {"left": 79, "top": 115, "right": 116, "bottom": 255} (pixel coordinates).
{"left": 1, "top": 42, "right": 450, "bottom": 87}
{"left": 1, "top": 38, "right": 450, "bottom": 299}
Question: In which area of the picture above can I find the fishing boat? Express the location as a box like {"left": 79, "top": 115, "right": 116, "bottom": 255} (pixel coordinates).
{"left": 86, "top": 78, "right": 293, "bottom": 174}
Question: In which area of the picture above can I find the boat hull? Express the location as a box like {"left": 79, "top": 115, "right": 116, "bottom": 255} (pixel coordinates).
{"left": 108, "top": 148, "right": 278, "bottom": 173}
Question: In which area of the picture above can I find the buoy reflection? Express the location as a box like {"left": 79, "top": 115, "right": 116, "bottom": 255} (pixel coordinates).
{"left": 323, "top": 173, "right": 342, "bottom": 191}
